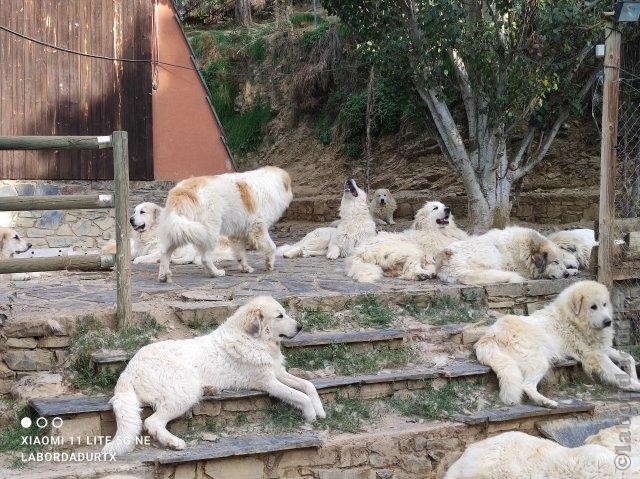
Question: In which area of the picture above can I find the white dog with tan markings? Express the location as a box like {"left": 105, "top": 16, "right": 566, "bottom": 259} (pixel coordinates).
{"left": 158, "top": 166, "right": 293, "bottom": 282}
{"left": 347, "top": 201, "right": 467, "bottom": 282}
{"left": 102, "top": 296, "right": 325, "bottom": 455}
{"left": 437, "top": 226, "right": 577, "bottom": 285}
{"left": 475, "top": 280, "right": 640, "bottom": 409}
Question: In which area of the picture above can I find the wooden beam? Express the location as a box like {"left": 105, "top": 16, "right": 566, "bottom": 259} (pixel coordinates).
{"left": 597, "top": 20, "right": 622, "bottom": 289}
{"left": 0, "top": 254, "right": 114, "bottom": 274}
{"left": 112, "top": 131, "right": 132, "bottom": 328}
{"left": 0, "top": 194, "right": 114, "bottom": 211}
{"left": 0, "top": 135, "right": 112, "bottom": 150}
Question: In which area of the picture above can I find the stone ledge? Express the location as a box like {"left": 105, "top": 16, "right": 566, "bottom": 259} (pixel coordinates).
{"left": 127, "top": 432, "right": 322, "bottom": 464}
{"left": 282, "top": 328, "right": 407, "bottom": 348}
{"left": 537, "top": 415, "right": 626, "bottom": 448}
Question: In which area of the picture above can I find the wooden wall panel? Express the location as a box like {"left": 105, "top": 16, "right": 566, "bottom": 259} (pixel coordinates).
{"left": 0, "top": 0, "right": 153, "bottom": 180}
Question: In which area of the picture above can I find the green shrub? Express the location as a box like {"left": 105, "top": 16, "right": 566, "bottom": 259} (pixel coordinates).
{"left": 302, "top": 21, "right": 330, "bottom": 51}
{"left": 224, "top": 102, "right": 273, "bottom": 155}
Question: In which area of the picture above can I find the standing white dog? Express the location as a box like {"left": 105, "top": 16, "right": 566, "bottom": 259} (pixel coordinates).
{"left": 102, "top": 296, "right": 325, "bottom": 456}
{"left": 437, "top": 226, "right": 577, "bottom": 285}
{"left": 158, "top": 166, "right": 293, "bottom": 282}
{"left": 475, "top": 280, "right": 640, "bottom": 408}
{"left": 325, "top": 178, "right": 377, "bottom": 260}
{"left": 347, "top": 201, "right": 467, "bottom": 282}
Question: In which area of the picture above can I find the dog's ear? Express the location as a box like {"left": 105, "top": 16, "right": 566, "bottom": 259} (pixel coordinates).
{"left": 571, "top": 291, "right": 584, "bottom": 316}
{"left": 530, "top": 241, "right": 548, "bottom": 271}
{"left": 152, "top": 204, "right": 163, "bottom": 222}
{"left": 0, "top": 230, "right": 9, "bottom": 252}
{"left": 244, "top": 309, "right": 263, "bottom": 337}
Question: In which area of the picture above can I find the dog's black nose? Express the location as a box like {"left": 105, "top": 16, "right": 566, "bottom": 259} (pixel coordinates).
{"left": 563, "top": 272, "right": 570, "bottom": 278}
{"left": 296, "top": 324, "right": 302, "bottom": 332}
{"left": 129, "top": 217, "right": 135, "bottom": 226}
{"left": 444, "top": 206, "right": 451, "bottom": 215}
{"left": 380, "top": 198, "right": 386, "bottom": 205}
{"left": 603, "top": 318, "right": 612, "bottom": 327}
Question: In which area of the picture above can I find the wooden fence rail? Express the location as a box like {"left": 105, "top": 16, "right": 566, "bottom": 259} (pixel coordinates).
{"left": 0, "top": 132, "right": 131, "bottom": 327}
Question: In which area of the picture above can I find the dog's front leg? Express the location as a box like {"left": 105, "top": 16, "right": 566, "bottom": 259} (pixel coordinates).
{"left": 158, "top": 243, "right": 176, "bottom": 283}
{"left": 608, "top": 348, "right": 639, "bottom": 381}
{"left": 264, "top": 377, "right": 317, "bottom": 422}
{"left": 277, "top": 371, "right": 326, "bottom": 419}
{"left": 133, "top": 252, "right": 160, "bottom": 264}
{"left": 583, "top": 352, "right": 640, "bottom": 391}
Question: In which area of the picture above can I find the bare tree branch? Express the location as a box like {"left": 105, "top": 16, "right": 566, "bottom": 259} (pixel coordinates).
{"left": 451, "top": 49, "right": 478, "bottom": 144}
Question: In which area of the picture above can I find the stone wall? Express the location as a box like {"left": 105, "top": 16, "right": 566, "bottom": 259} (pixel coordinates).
{"left": 284, "top": 189, "right": 599, "bottom": 225}
{"left": 0, "top": 180, "right": 174, "bottom": 250}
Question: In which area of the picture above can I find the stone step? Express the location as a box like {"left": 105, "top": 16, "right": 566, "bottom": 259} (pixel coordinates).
{"left": 90, "top": 328, "right": 410, "bottom": 372}
{"left": 537, "top": 415, "right": 627, "bottom": 448}
{"left": 168, "top": 278, "right": 582, "bottom": 326}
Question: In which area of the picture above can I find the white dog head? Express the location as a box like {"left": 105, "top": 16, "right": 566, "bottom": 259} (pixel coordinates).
{"left": 412, "top": 201, "right": 452, "bottom": 230}
{"left": 234, "top": 296, "right": 301, "bottom": 342}
{"left": 528, "top": 236, "right": 577, "bottom": 280}
{"left": 339, "top": 178, "right": 368, "bottom": 218}
{"left": 564, "top": 280, "right": 613, "bottom": 331}
{"left": 0, "top": 227, "right": 31, "bottom": 259}
{"left": 372, "top": 189, "right": 393, "bottom": 207}
{"left": 558, "top": 249, "right": 580, "bottom": 272}
{"left": 129, "top": 202, "right": 162, "bottom": 233}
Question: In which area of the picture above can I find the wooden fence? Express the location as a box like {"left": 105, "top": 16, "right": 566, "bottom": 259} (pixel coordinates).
{"left": 0, "top": 132, "right": 132, "bottom": 327}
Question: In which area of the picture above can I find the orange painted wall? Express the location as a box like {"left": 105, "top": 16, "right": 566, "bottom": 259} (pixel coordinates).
{"left": 152, "top": 0, "right": 235, "bottom": 180}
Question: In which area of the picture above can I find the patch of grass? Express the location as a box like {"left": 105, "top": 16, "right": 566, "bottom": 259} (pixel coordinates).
{"left": 190, "top": 317, "right": 219, "bottom": 334}
{"left": 624, "top": 344, "right": 640, "bottom": 362}
{"left": 224, "top": 102, "right": 273, "bottom": 155}
{"left": 265, "top": 402, "right": 305, "bottom": 433}
{"left": 0, "top": 407, "right": 43, "bottom": 465}
{"left": 301, "top": 21, "right": 330, "bottom": 51}
{"left": 553, "top": 375, "right": 614, "bottom": 398}
{"left": 317, "top": 395, "right": 371, "bottom": 433}
{"left": 235, "top": 412, "right": 248, "bottom": 426}
{"left": 69, "top": 314, "right": 164, "bottom": 392}
{"left": 387, "top": 380, "right": 491, "bottom": 419}
{"left": 297, "top": 309, "right": 338, "bottom": 331}
{"left": 350, "top": 295, "right": 394, "bottom": 328}
{"left": 286, "top": 344, "right": 417, "bottom": 375}
{"left": 290, "top": 11, "right": 316, "bottom": 27}
{"left": 205, "top": 417, "right": 221, "bottom": 434}
{"left": 403, "top": 296, "right": 484, "bottom": 325}
{"left": 247, "top": 37, "right": 266, "bottom": 63}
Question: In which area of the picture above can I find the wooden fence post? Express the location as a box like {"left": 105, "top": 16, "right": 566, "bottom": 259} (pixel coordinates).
{"left": 112, "top": 131, "right": 132, "bottom": 328}
{"left": 598, "top": 19, "right": 622, "bottom": 289}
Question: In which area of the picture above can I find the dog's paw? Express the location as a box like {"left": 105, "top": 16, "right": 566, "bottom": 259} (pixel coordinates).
{"left": 326, "top": 248, "right": 340, "bottom": 260}
{"left": 239, "top": 264, "right": 254, "bottom": 273}
{"left": 623, "top": 380, "right": 640, "bottom": 392}
{"left": 209, "top": 268, "right": 226, "bottom": 278}
{"left": 158, "top": 273, "right": 172, "bottom": 283}
{"left": 169, "top": 437, "right": 186, "bottom": 450}
{"left": 540, "top": 398, "right": 558, "bottom": 409}
{"left": 315, "top": 404, "right": 326, "bottom": 419}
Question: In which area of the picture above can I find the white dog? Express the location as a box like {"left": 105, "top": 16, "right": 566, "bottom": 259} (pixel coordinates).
{"left": 324, "top": 178, "right": 377, "bottom": 260}
{"left": 158, "top": 166, "right": 293, "bottom": 282}
{"left": 276, "top": 227, "right": 336, "bottom": 259}
{"left": 102, "top": 296, "right": 325, "bottom": 456}
{"left": 548, "top": 228, "right": 596, "bottom": 270}
{"left": 437, "top": 226, "right": 577, "bottom": 285}
{"left": 347, "top": 201, "right": 467, "bottom": 282}
{"left": 102, "top": 202, "right": 234, "bottom": 265}
{"left": 369, "top": 188, "right": 397, "bottom": 225}
{"left": 475, "top": 280, "right": 640, "bottom": 409}
{"left": 444, "top": 426, "right": 640, "bottom": 479}
{"left": 0, "top": 227, "right": 44, "bottom": 281}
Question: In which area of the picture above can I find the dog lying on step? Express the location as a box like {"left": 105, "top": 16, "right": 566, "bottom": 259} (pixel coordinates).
{"left": 102, "top": 296, "right": 325, "bottom": 455}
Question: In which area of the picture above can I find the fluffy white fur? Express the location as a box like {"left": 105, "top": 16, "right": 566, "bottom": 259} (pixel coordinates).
{"left": 0, "top": 227, "right": 46, "bottom": 281}
{"left": 325, "top": 179, "right": 377, "bottom": 260}
{"left": 158, "top": 166, "right": 293, "bottom": 282}
{"left": 548, "top": 228, "right": 596, "bottom": 270}
{"left": 102, "top": 296, "right": 325, "bottom": 456}
{"left": 475, "top": 280, "right": 640, "bottom": 409}
{"left": 369, "top": 188, "right": 397, "bottom": 225}
{"left": 444, "top": 427, "right": 640, "bottom": 479}
{"left": 101, "top": 202, "right": 234, "bottom": 265}
{"left": 347, "top": 201, "right": 467, "bottom": 283}
{"left": 276, "top": 227, "right": 336, "bottom": 258}
{"left": 437, "top": 226, "right": 578, "bottom": 285}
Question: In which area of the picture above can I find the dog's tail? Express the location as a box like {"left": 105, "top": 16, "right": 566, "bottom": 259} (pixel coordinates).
{"left": 102, "top": 375, "right": 142, "bottom": 456}
{"left": 276, "top": 244, "right": 293, "bottom": 257}
{"left": 475, "top": 338, "right": 523, "bottom": 405}
{"left": 160, "top": 187, "right": 208, "bottom": 248}
{"left": 346, "top": 255, "right": 382, "bottom": 283}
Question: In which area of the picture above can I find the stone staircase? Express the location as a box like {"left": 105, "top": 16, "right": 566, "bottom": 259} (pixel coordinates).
{"left": 2, "top": 274, "right": 639, "bottom": 479}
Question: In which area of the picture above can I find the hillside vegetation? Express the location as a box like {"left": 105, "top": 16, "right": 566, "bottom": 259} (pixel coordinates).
{"left": 187, "top": 6, "right": 600, "bottom": 198}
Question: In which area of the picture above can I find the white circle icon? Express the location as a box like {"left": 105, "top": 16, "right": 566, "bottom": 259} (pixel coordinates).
{"left": 20, "top": 417, "right": 32, "bottom": 429}
{"left": 52, "top": 417, "right": 63, "bottom": 428}
{"left": 36, "top": 417, "right": 48, "bottom": 428}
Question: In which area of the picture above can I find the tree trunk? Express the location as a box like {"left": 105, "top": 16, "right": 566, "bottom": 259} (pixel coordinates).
{"left": 235, "top": 0, "right": 252, "bottom": 26}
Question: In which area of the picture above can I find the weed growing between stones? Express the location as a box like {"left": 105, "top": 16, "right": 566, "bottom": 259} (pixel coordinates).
{"left": 285, "top": 343, "right": 418, "bottom": 375}
{"left": 0, "top": 406, "right": 42, "bottom": 467}
{"left": 296, "top": 309, "right": 338, "bottom": 331}
{"left": 402, "top": 296, "right": 485, "bottom": 325}
{"left": 317, "top": 395, "right": 372, "bottom": 433}
{"left": 349, "top": 295, "right": 394, "bottom": 328}
{"left": 68, "top": 313, "right": 164, "bottom": 392}
{"left": 386, "top": 380, "right": 496, "bottom": 419}
{"left": 265, "top": 402, "right": 305, "bottom": 433}
{"left": 552, "top": 374, "right": 616, "bottom": 399}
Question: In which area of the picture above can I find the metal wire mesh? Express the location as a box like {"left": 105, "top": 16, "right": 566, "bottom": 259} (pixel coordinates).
{"left": 612, "top": 25, "right": 640, "bottom": 351}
